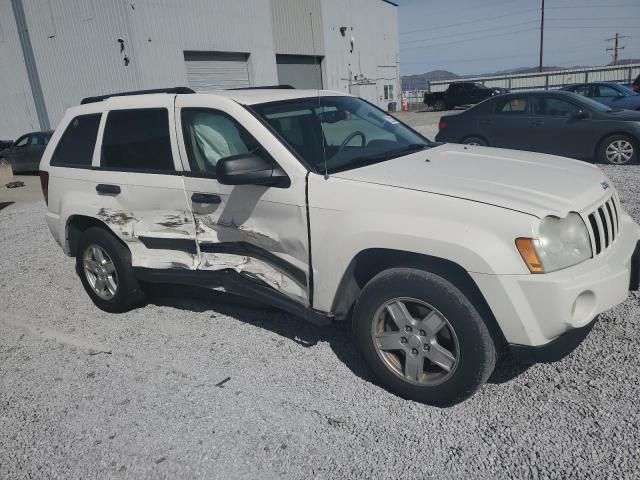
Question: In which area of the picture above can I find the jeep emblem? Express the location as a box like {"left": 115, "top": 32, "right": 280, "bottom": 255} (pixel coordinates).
{"left": 601, "top": 181, "right": 610, "bottom": 190}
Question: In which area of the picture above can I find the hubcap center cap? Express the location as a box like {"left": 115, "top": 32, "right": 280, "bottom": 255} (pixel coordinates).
{"left": 408, "top": 334, "right": 422, "bottom": 348}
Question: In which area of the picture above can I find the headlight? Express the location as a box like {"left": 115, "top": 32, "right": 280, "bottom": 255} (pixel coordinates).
{"left": 516, "top": 213, "right": 592, "bottom": 273}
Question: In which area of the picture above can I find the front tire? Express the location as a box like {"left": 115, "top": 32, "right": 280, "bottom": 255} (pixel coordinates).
{"left": 76, "top": 227, "right": 145, "bottom": 313}
{"left": 598, "top": 134, "right": 636, "bottom": 165}
{"left": 462, "top": 136, "right": 488, "bottom": 146}
{"left": 353, "top": 268, "right": 496, "bottom": 406}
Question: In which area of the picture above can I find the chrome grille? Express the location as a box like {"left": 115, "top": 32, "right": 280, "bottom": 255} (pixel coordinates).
{"left": 586, "top": 193, "right": 620, "bottom": 256}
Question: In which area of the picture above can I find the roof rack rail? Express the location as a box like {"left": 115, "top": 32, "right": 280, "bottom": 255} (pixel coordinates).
{"left": 80, "top": 87, "right": 196, "bottom": 105}
{"left": 227, "top": 85, "right": 295, "bottom": 90}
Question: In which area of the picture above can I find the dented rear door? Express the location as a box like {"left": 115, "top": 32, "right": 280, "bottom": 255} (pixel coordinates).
{"left": 175, "top": 95, "right": 311, "bottom": 306}
{"left": 92, "top": 98, "right": 197, "bottom": 270}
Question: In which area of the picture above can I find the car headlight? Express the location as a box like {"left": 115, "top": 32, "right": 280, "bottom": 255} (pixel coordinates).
{"left": 516, "top": 213, "right": 592, "bottom": 273}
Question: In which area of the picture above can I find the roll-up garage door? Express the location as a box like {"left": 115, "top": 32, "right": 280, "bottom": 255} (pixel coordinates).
{"left": 184, "top": 51, "right": 250, "bottom": 91}
{"left": 276, "top": 54, "right": 323, "bottom": 89}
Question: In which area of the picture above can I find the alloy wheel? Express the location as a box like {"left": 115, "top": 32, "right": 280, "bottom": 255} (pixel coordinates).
{"left": 606, "top": 139, "right": 634, "bottom": 164}
{"left": 83, "top": 245, "right": 118, "bottom": 300}
{"left": 371, "top": 297, "right": 459, "bottom": 386}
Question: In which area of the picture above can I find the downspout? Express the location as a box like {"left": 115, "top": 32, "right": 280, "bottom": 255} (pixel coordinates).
{"left": 11, "top": 0, "right": 50, "bottom": 130}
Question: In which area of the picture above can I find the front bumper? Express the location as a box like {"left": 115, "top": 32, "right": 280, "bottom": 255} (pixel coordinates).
{"left": 471, "top": 212, "right": 640, "bottom": 358}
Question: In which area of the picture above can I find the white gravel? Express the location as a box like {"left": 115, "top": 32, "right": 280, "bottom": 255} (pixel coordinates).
{"left": 2, "top": 164, "right": 640, "bottom": 479}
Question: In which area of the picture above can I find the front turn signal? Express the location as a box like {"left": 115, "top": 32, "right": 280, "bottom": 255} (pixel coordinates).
{"left": 515, "top": 238, "right": 544, "bottom": 274}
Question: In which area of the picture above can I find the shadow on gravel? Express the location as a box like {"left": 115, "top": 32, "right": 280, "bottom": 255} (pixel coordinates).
{"left": 145, "top": 283, "right": 374, "bottom": 382}
{"left": 145, "top": 284, "right": 531, "bottom": 389}
{"left": 0, "top": 201, "right": 14, "bottom": 212}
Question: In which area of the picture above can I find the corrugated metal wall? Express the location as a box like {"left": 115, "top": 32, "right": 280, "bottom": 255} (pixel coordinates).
{"left": 0, "top": 0, "right": 39, "bottom": 139}
{"left": 0, "top": 0, "right": 398, "bottom": 137}
{"left": 271, "top": 0, "right": 324, "bottom": 56}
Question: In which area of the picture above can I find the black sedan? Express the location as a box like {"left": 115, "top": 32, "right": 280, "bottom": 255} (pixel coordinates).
{"left": 0, "top": 130, "right": 53, "bottom": 173}
{"left": 435, "top": 91, "right": 640, "bottom": 165}
{"left": 560, "top": 82, "right": 640, "bottom": 111}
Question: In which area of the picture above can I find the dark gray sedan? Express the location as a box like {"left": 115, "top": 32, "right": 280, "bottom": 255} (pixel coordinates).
{"left": 0, "top": 131, "right": 53, "bottom": 173}
{"left": 560, "top": 82, "right": 640, "bottom": 111}
{"left": 435, "top": 91, "right": 640, "bottom": 165}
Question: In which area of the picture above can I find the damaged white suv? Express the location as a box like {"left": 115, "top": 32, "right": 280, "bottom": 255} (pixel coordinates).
{"left": 41, "top": 87, "right": 640, "bottom": 406}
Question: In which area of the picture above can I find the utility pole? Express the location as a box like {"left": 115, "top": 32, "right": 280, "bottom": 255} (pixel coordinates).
{"left": 606, "top": 33, "right": 630, "bottom": 65}
{"left": 538, "top": 0, "right": 544, "bottom": 72}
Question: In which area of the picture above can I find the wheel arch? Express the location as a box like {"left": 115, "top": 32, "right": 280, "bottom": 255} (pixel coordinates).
{"left": 66, "top": 215, "right": 128, "bottom": 257}
{"left": 460, "top": 134, "right": 489, "bottom": 146}
{"left": 594, "top": 131, "right": 638, "bottom": 161}
{"left": 331, "top": 248, "right": 506, "bottom": 346}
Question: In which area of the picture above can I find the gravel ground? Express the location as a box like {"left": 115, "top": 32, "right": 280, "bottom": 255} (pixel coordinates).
{"left": 2, "top": 164, "right": 640, "bottom": 479}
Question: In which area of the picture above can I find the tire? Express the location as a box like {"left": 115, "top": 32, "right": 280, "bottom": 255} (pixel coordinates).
{"left": 353, "top": 268, "right": 496, "bottom": 407}
{"left": 76, "top": 227, "right": 145, "bottom": 313}
{"left": 598, "top": 134, "right": 636, "bottom": 165}
{"left": 434, "top": 99, "right": 447, "bottom": 112}
{"left": 462, "top": 136, "right": 488, "bottom": 146}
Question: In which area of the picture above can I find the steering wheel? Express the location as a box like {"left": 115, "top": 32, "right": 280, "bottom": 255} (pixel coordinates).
{"left": 337, "top": 131, "right": 366, "bottom": 155}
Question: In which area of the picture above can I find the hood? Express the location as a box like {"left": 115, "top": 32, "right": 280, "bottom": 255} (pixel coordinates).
{"left": 333, "top": 144, "right": 610, "bottom": 218}
{"left": 606, "top": 108, "right": 640, "bottom": 121}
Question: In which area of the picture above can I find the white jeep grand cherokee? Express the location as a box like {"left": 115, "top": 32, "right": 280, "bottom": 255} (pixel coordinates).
{"left": 40, "top": 87, "right": 640, "bottom": 406}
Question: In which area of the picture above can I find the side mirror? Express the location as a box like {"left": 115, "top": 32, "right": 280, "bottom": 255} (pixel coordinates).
{"left": 570, "top": 110, "right": 589, "bottom": 120}
{"left": 216, "top": 153, "right": 290, "bottom": 188}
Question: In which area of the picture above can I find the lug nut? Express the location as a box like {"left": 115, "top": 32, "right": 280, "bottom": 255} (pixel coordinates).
{"left": 423, "top": 344, "right": 430, "bottom": 351}
{"left": 420, "top": 330, "right": 426, "bottom": 336}
{"left": 411, "top": 348, "right": 418, "bottom": 356}
{"left": 405, "top": 326, "right": 412, "bottom": 333}
{"left": 400, "top": 337, "right": 407, "bottom": 344}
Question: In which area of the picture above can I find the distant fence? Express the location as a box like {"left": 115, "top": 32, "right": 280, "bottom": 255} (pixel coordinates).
{"left": 404, "top": 63, "right": 640, "bottom": 106}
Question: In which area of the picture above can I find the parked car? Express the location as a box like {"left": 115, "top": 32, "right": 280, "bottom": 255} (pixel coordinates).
{"left": 41, "top": 87, "right": 640, "bottom": 406}
{"left": 0, "top": 131, "right": 53, "bottom": 173}
{"left": 424, "top": 82, "right": 508, "bottom": 111}
{"left": 561, "top": 82, "right": 640, "bottom": 111}
{"left": 632, "top": 74, "right": 640, "bottom": 93}
{"left": 436, "top": 91, "right": 640, "bottom": 165}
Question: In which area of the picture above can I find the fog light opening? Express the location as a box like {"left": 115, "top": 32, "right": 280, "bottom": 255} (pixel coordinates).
{"left": 571, "top": 291, "right": 596, "bottom": 324}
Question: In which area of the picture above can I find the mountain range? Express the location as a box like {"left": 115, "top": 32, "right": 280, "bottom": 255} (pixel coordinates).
{"left": 401, "top": 60, "right": 640, "bottom": 90}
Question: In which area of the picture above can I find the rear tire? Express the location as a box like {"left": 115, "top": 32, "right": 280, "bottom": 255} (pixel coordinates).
{"left": 462, "top": 136, "right": 488, "bottom": 146}
{"left": 76, "top": 227, "right": 145, "bottom": 313}
{"left": 598, "top": 134, "right": 636, "bottom": 165}
{"left": 353, "top": 268, "right": 496, "bottom": 407}
{"left": 434, "top": 99, "right": 447, "bottom": 112}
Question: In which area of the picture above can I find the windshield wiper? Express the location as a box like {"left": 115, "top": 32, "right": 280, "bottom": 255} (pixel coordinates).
{"left": 329, "top": 143, "right": 430, "bottom": 173}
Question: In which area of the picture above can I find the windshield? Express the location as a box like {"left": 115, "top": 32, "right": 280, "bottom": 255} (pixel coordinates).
{"left": 618, "top": 84, "right": 638, "bottom": 96}
{"left": 251, "top": 96, "right": 432, "bottom": 173}
{"left": 573, "top": 94, "right": 615, "bottom": 112}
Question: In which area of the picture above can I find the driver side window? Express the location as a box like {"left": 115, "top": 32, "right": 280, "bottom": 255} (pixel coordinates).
{"left": 181, "top": 108, "right": 267, "bottom": 176}
{"left": 14, "top": 136, "right": 30, "bottom": 148}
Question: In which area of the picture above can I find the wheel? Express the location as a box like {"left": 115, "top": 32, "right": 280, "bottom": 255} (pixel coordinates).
{"left": 598, "top": 134, "right": 636, "bottom": 165}
{"left": 462, "top": 136, "right": 488, "bottom": 146}
{"left": 353, "top": 268, "right": 496, "bottom": 406}
{"left": 76, "top": 227, "right": 145, "bottom": 313}
{"left": 434, "top": 99, "right": 447, "bottom": 112}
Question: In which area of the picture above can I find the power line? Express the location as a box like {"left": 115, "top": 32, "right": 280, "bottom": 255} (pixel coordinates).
{"left": 400, "top": 8, "right": 538, "bottom": 36}
{"left": 400, "top": 20, "right": 538, "bottom": 46}
{"left": 401, "top": 27, "right": 538, "bottom": 51}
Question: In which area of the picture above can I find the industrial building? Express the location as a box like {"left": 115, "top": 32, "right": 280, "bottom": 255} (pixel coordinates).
{"left": 0, "top": 0, "right": 399, "bottom": 139}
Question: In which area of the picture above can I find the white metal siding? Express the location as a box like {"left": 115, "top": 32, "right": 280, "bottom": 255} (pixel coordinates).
{"left": 184, "top": 52, "right": 250, "bottom": 91}
{"left": 271, "top": 0, "right": 324, "bottom": 56}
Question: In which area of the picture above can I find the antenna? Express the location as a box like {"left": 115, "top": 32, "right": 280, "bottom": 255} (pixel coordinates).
{"left": 309, "top": 11, "right": 328, "bottom": 179}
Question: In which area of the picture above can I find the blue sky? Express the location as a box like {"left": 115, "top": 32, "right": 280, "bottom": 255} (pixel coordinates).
{"left": 397, "top": 0, "right": 640, "bottom": 76}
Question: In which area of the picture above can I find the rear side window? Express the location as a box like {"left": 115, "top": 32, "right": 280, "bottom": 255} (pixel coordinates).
{"left": 494, "top": 96, "right": 528, "bottom": 115}
{"left": 51, "top": 114, "right": 101, "bottom": 167}
{"left": 101, "top": 108, "right": 174, "bottom": 172}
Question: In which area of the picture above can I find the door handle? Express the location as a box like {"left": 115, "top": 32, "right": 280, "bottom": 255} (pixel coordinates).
{"left": 191, "top": 192, "right": 221, "bottom": 204}
{"left": 96, "top": 184, "right": 121, "bottom": 195}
